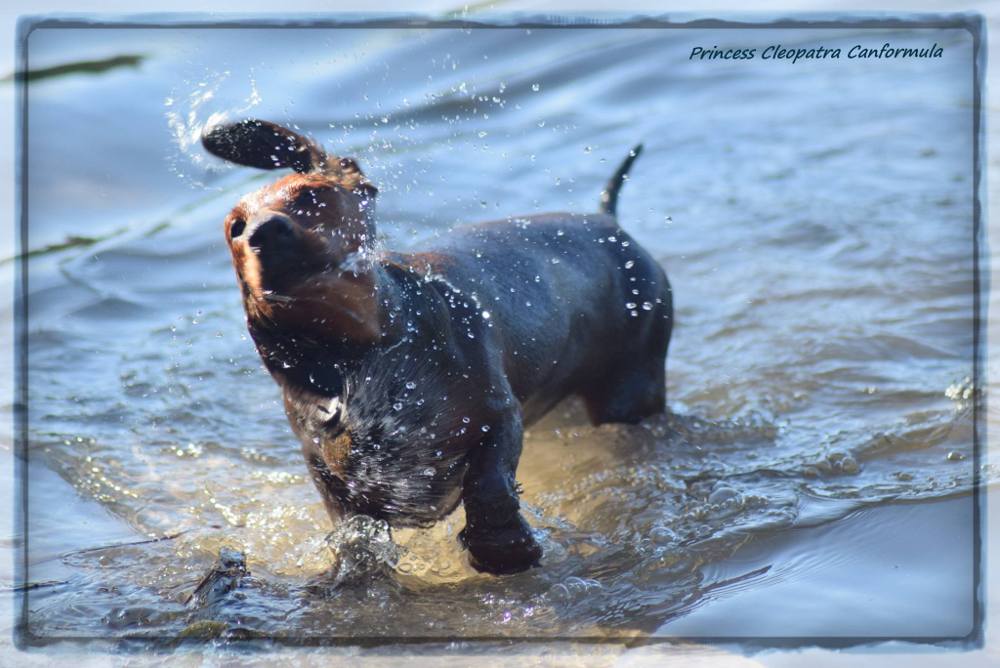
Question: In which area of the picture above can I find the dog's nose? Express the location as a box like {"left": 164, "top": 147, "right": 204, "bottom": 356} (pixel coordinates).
{"left": 248, "top": 216, "right": 295, "bottom": 250}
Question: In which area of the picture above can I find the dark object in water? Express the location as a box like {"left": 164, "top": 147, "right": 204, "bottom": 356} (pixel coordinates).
{"left": 202, "top": 119, "right": 672, "bottom": 575}
{"left": 178, "top": 619, "right": 230, "bottom": 639}
{"left": 186, "top": 547, "right": 248, "bottom": 608}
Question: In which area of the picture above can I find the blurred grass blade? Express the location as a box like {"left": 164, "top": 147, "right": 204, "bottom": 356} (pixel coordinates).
{"left": 3, "top": 53, "right": 144, "bottom": 83}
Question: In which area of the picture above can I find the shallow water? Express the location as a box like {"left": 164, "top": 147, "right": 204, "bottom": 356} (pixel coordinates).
{"left": 14, "top": 22, "right": 981, "bottom": 641}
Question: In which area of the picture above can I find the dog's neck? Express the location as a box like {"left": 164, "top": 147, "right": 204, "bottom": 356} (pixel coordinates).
{"left": 245, "top": 259, "right": 404, "bottom": 396}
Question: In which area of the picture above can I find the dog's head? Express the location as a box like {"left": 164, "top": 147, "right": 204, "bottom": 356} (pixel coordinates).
{"left": 203, "top": 120, "right": 381, "bottom": 342}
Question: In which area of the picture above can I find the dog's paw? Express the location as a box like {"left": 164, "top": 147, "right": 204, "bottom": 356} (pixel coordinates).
{"left": 459, "top": 516, "right": 542, "bottom": 575}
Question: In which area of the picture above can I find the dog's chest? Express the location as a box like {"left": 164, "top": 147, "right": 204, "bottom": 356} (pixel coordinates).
{"left": 283, "top": 376, "right": 474, "bottom": 526}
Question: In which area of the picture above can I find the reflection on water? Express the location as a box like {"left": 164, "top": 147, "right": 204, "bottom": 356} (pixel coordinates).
{"left": 17, "top": 23, "right": 980, "bottom": 641}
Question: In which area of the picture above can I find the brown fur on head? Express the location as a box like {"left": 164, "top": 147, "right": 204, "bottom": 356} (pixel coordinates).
{"left": 203, "top": 119, "right": 382, "bottom": 344}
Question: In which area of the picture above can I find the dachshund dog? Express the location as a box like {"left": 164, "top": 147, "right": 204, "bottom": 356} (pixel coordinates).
{"left": 202, "top": 120, "right": 671, "bottom": 574}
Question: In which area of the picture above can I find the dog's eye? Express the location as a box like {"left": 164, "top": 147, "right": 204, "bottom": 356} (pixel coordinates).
{"left": 230, "top": 219, "right": 246, "bottom": 239}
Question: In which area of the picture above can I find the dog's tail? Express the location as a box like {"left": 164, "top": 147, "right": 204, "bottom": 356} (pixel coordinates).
{"left": 599, "top": 144, "right": 643, "bottom": 216}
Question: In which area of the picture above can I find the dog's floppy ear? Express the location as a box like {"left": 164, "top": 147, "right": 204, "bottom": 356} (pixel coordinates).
{"left": 201, "top": 119, "right": 327, "bottom": 173}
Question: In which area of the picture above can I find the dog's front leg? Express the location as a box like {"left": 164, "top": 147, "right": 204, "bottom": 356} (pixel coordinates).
{"left": 459, "top": 408, "right": 542, "bottom": 575}
{"left": 304, "top": 454, "right": 347, "bottom": 527}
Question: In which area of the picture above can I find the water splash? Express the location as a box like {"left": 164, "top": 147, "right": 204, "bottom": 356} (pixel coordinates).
{"left": 164, "top": 68, "right": 262, "bottom": 187}
{"left": 326, "top": 515, "right": 401, "bottom": 584}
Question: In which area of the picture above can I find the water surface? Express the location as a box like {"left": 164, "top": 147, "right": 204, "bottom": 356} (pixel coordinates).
{"left": 15, "top": 22, "right": 980, "bottom": 642}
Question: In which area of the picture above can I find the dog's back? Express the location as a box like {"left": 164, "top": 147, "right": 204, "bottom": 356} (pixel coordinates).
{"left": 397, "top": 209, "right": 671, "bottom": 425}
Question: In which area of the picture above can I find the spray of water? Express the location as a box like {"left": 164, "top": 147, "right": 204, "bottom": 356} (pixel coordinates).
{"left": 164, "top": 69, "right": 262, "bottom": 188}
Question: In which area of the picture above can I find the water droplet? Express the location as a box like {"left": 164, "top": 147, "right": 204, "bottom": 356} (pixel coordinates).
{"left": 482, "top": 310, "right": 491, "bottom": 320}
{"left": 481, "top": 425, "right": 491, "bottom": 432}
{"left": 642, "top": 302, "right": 653, "bottom": 311}
{"left": 624, "top": 260, "right": 635, "bottom": 269}
{"left": 531, "top": 83, "right": 540, "bottom": 92}
{"left": 708, "top": 486, "right": 739, "bottom": 505}
{"left": 393, "top": 402, "right": 403, "bottom": 411}
{"left": 405, "top": 381, "right": 417, "bottom": 390}
{"left": 650, "top": 525, "right": 676, "bottom": 545}
{"left": 625, "top": 302, "right": 637, "bottom": 309}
